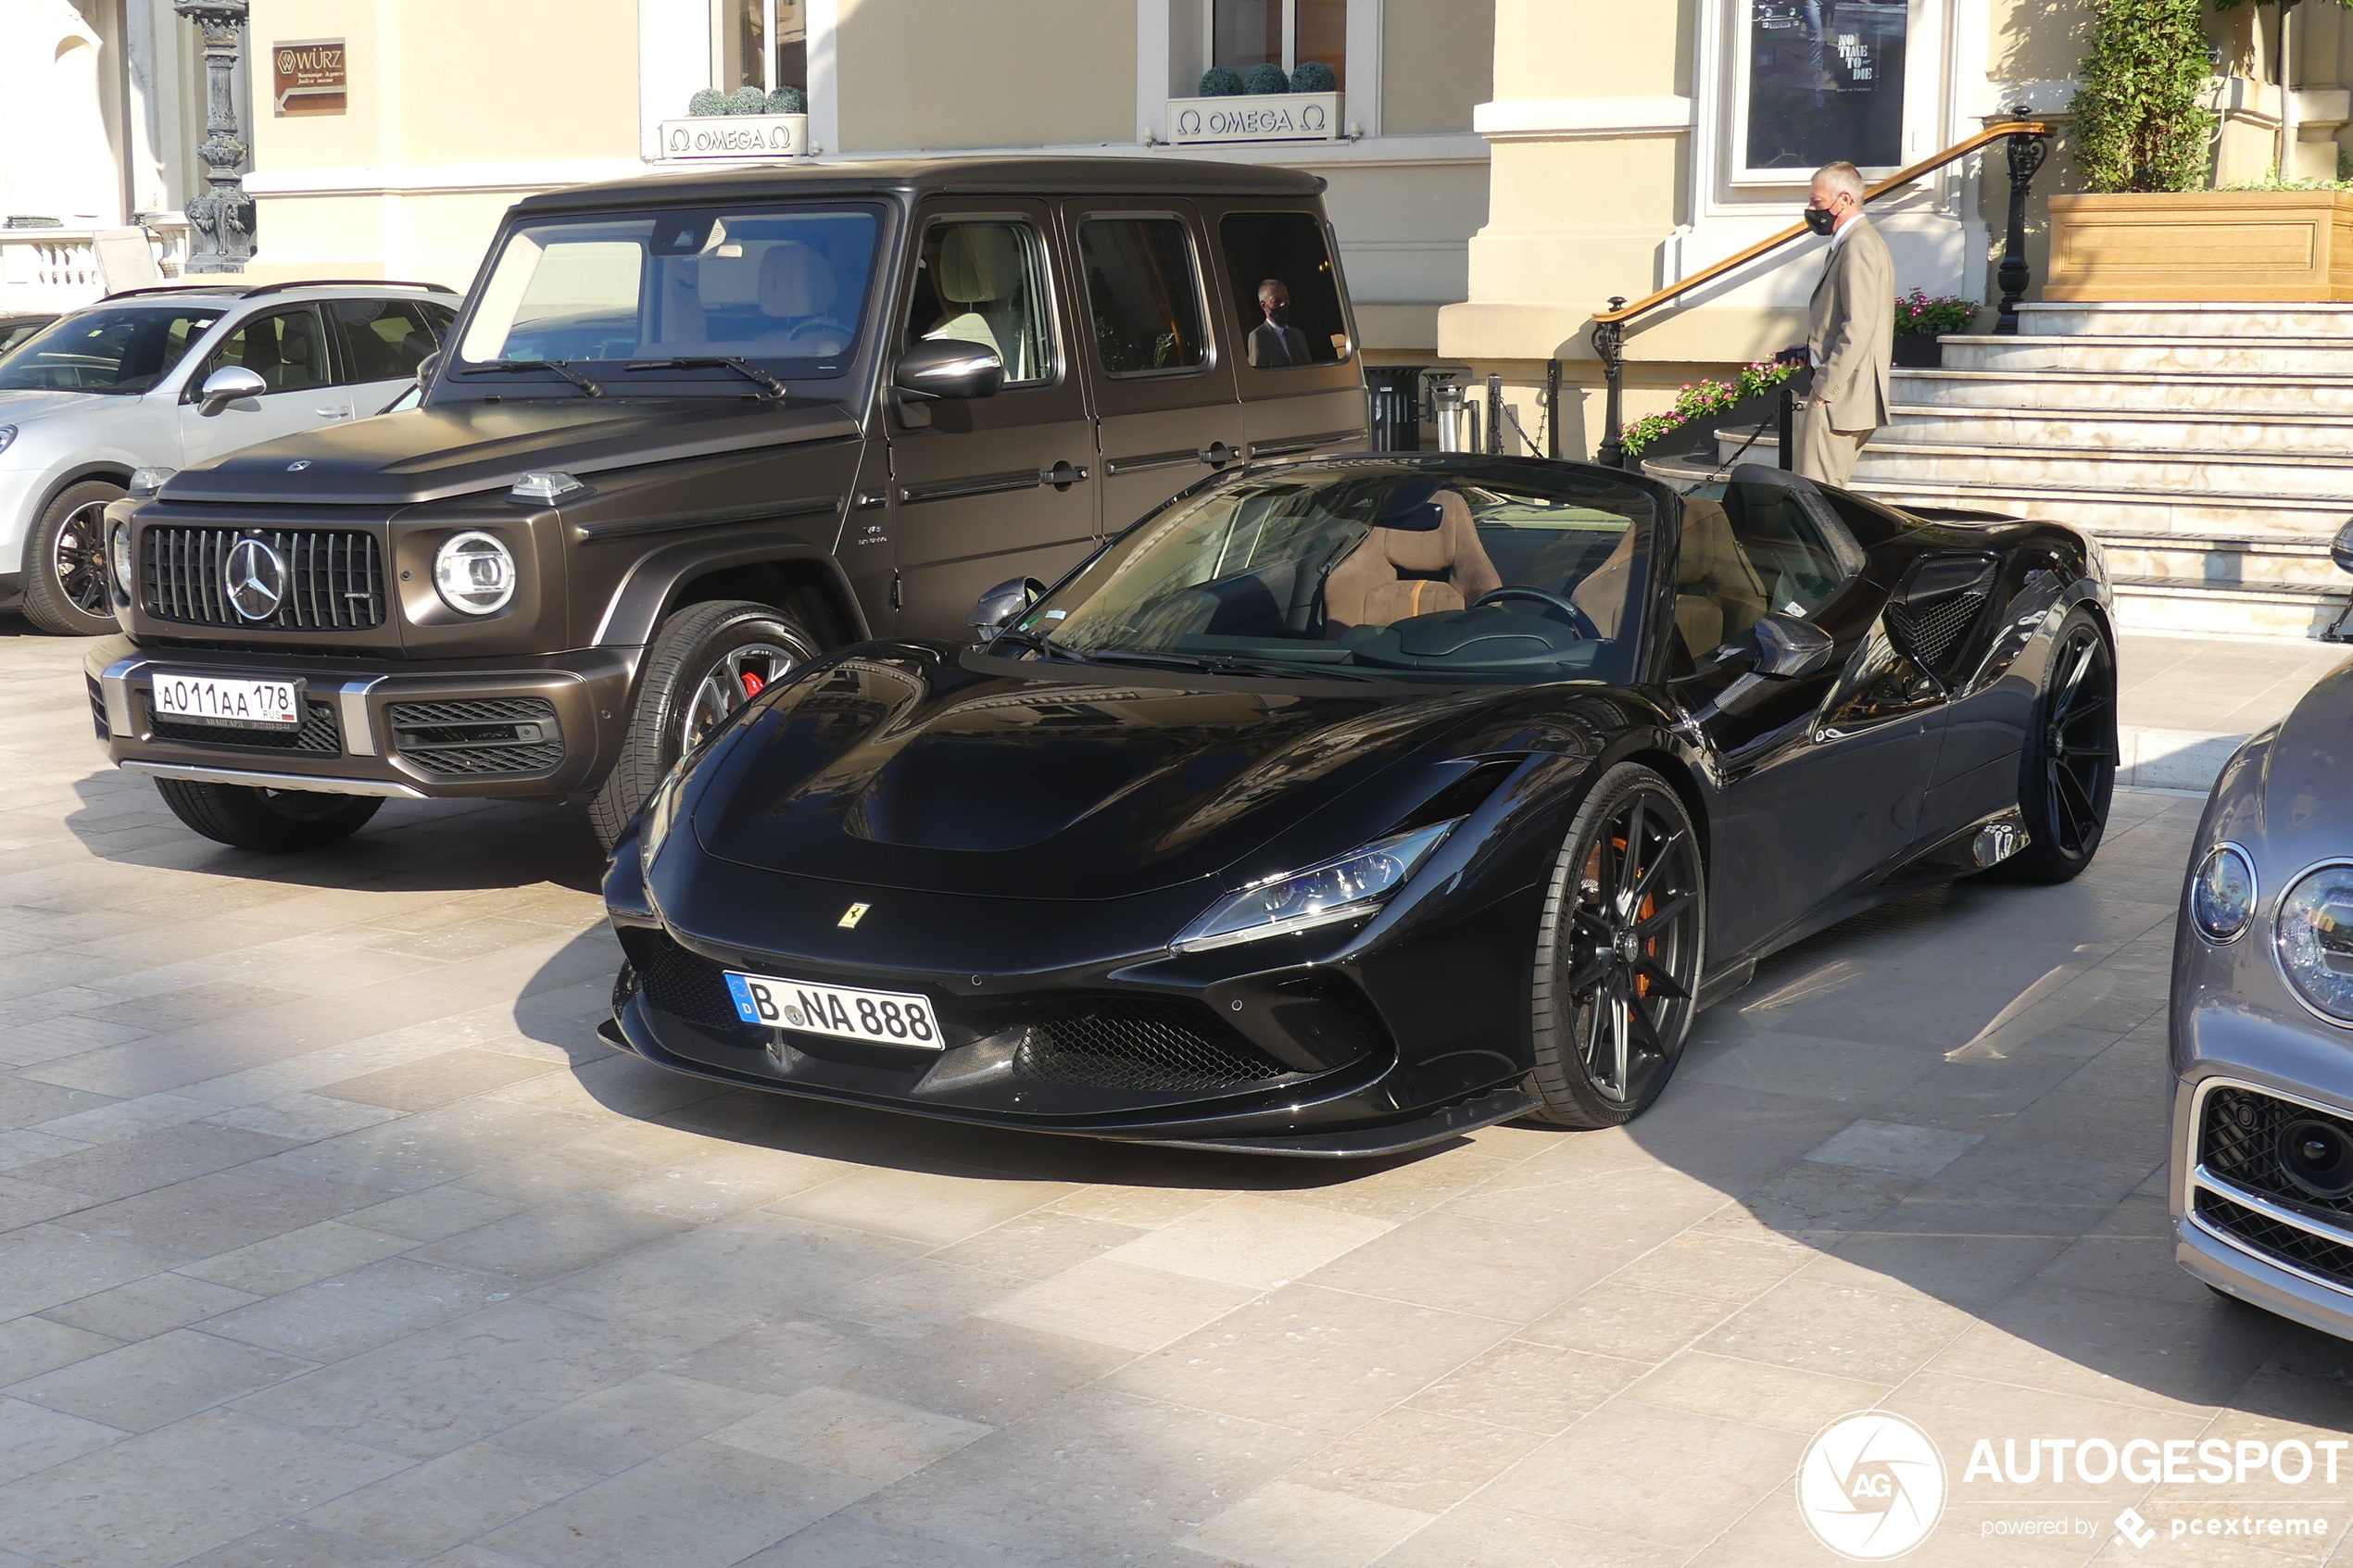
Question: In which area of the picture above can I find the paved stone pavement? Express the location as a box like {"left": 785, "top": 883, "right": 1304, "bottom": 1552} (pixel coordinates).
{"left": 4, "top": 615, "right": 2353, "bottom": 1568}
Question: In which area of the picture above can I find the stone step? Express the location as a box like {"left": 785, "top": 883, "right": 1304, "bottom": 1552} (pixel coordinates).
{"left": 1893, "top": 368, "right": 2353, "bottom": 417}
{"left": 1852, "top": 438, "right": 2353, "bottom": 503}
{"left": 1944, "top": 335, "right": 2353, "bottom": 377}
{"left": 1837, "top": 470, "right": 2353, "bottom": 543}
{"left": 2109, "top": 578, "right": 2350, "bottom": 640}
{"left": 1881, "top": 401, "right": 2353, "bottom": 458}
{"left": 2100, "top": 532, "right": 2343, "bottom": 590}
{"left": 2019, "top": 301, "right": 2353, "bottom": 339}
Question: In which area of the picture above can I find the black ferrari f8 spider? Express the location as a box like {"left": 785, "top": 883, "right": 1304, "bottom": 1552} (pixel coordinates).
{"left": 600, "top": 457, "right": 2116, "bottom": 1156}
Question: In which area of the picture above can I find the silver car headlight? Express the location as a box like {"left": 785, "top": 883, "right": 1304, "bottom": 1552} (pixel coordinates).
{"left": 128, "top": 465, "right": 176, "bottom": 499}
{"left": 2191, "top": 843, "right": 2257, "bottom": 945}
{"left": 433, "top": 531, "right": 516, "bottom": 615}
{"left": 1174, "top": 822, "right": 1456, "bottom": 954}
{"left": 0, "top": 425, "right": 19, "bottom": 458}
{"left": 2276, "top": 863, "right": 2353, "bottom": 1024}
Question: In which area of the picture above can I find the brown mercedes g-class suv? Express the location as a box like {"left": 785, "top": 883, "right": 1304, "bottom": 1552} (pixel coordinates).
{"left": 85, "top": 157, "right": 1367, "bottom": 849}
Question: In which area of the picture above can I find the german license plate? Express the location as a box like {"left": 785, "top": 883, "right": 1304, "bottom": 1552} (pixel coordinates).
{"left": 150, "top": 671, "right": 302, "bottom": 728}
{"left": 724, "top": 972, "right": 942, "bottom": 1048}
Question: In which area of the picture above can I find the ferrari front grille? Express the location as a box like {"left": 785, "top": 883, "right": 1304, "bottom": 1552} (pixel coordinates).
{"left": 634, "top": 937, "right": 749, "bottom": 1032}
{"left": 142, "top": 524, "right": 385, "bottom": 632}
{"left": 2200, "top": 1085, "right": 2353, "bottom": 1223}
{"left": 1013, "top": 999, "right": 1297, "bottom": 1093}
{"left": 2195, "top": 1187, "right": 2353, "bottom": 1293}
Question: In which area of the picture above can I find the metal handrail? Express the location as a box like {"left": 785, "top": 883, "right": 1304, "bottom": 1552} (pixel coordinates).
{"left": 1592, "top": 116, "right": 2054, "bottom": 467}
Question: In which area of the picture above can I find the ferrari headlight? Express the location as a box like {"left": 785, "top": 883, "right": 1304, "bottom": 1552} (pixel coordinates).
{"left": 432, "top": 531, "right": 516, "bottom": 615}
{"left": 1174, "top": 822, "right": 1455, "bottom": 954}
{"left": 2276, "top": 864, "right": 2353, "bottom": 1024}
{"left": 2190, "top": 843, "right": 2256, "bottom": 945}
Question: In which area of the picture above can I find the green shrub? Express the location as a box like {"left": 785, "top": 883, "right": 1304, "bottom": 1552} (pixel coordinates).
{"left": 2067, "top": 0, "right": 2215, "bottom": 193}
{"left": 766, "top": 85, "right": 806, "bottom": 114}
{"left": 1243, "top": 63, "right": 1289, "bottom": 94}
{"left": 725, "top": 86, "right": 769, "bottom": 116}
{"left": 1198, "top": 67, "right": 1243, "bottom": 96}
{"left": 687, "top": 89, "right": 729, "bottom": 117}
{"left": 1894, "top": 291, "right": 1977, "bottom": 337}
{"left": 1290, "top": 60, "right": 1337, "bottom": 94}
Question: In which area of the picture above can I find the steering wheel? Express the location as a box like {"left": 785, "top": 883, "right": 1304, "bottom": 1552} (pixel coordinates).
{"left": 1472, "top": 586, "right": 1600, "bottom": 640}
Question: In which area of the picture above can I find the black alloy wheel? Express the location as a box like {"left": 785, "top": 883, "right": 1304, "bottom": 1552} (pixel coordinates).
{"left": 587, "top": 598, "right": 821, "bottom": 849}
{"left": 1993, "top": 608, "right": 2116, "bottom": 884}
{"left": 21, "top": 481, "right": 124, "bottom": 636}
{"left": 1527, "top": 762, "right": 1707, "bottom": 1128}
{"left": 152, "top": 779, "right": 384, "bottom": 851}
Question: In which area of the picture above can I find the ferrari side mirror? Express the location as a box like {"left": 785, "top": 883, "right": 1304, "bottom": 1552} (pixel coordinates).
{"left": 2333, "top": 518, "right": 2353, "bottom": 576}
{"left": 1752, "top": 612, "right": 1835, "bottom": 680}
{"left": 969, "top": 576, "right": 1044, "bottom": 640}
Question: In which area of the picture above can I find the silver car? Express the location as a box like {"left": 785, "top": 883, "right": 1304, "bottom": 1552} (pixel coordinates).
{"left": 2172, "top": 539, "right": 2353, "bottom": 1337}
{"left": 0, "top": 281, "right": 457, "bottom": 634}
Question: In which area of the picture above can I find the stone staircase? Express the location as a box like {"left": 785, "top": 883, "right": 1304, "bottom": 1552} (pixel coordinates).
{"left": 1683, "top": 302, "right": 2353, "bottom": 639}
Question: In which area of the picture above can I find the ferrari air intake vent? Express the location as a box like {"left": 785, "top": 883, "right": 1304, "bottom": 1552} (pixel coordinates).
{"left": 1886, "top": 553, "right": 1996, "bottom": 682}
{"left": 144, "top": 696, "right": 342, "bottom": 754}
{"left": 1013, "top": 999, "right": 1297, "bottom": 1094}
{"left": 2194, "top": 1188, "right": 2353, "bottom": 1292}
{"left": 2200, "top": 1085, "right": 2353, "bottom": 1221}
{"left": 633, "top": 937, "right": 749, "bottom": 1032}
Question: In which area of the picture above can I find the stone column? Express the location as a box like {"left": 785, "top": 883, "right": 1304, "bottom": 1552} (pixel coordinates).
{"left": 173, "top": 0, "right": 254, "bottom": 272}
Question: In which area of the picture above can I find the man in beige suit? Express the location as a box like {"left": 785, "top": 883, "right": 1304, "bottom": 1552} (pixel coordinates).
{"left": 1796, "top": 161, "right": 1894, "bottom": 486}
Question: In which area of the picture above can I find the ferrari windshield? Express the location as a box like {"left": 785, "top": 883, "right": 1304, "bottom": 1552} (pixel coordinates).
{"left": 448, "top": 204, "right": 882, "bottom": 395}
{"left": 1013, "top": 459, "right": 1657, "bottom": 684}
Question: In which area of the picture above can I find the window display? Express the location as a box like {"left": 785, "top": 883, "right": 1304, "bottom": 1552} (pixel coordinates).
{"left": 1743, "top": 0, "right": 1907, "bottom": 173}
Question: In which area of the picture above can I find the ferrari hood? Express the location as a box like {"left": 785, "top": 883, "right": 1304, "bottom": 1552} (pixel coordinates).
{"left": 687, "top": 649, "right": 1500, "bottom": 899}
{"left": 157, "top": 395, "right": 859, "bottom": 507}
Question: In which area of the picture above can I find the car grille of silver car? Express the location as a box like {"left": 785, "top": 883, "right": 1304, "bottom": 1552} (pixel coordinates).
{"left": 142, "top": 524, "right": 386, "bottom": 632}
{"left": 2194, "top": 1084, "right": 2353, "bottom": 1292}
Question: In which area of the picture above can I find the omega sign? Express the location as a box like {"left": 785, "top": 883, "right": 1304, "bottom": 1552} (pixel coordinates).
{"left": 657, "top": 114, "right": 809, "bottom": 160}
{"left": 1167, "top": 91, "right": 1343, "bottom": 144}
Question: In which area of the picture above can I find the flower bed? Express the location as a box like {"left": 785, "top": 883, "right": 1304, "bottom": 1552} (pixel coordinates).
{"left": 1620, "top": 359, "right": 1804, "bottom": 458}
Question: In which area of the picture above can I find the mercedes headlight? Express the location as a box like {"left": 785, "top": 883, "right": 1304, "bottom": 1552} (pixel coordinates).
{"left": 107, "top": 520, "right": 132, "bottom": 598}
{"left": 1174, "top": 822, "right": 1455, "bottom": 953}
{"left": 2191, "top": 843, "right": 2257, "bottom": 945}
{"left": 433, "top": 531, "right": 516, "bottom": 615}
{"left": 2276, "top": 864, "right": 2353, "bottom": 1024}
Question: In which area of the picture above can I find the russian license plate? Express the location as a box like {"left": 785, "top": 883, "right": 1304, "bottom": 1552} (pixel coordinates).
{"left": 724, "top": 972, "right": 942, "bottom": 1048}
{"left": 150, "top": 671, "right": 302, "bottom": 728}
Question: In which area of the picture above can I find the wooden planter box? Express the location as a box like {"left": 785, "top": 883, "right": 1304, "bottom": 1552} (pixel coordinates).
{"left": 2047, "top": 191, "right": 2353, "bottom": 302}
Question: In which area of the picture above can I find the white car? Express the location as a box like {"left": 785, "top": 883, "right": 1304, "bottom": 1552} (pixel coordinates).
{"left": 0, "top": 281, "right": 458, "bottom": 634}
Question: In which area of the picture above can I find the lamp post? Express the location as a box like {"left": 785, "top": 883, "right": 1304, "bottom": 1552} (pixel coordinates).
{"left": 174, "top": 0, "right": 255, "bottom": 272}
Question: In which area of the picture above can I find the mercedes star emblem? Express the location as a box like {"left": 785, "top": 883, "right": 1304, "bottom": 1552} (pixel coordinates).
{"left": 285, "top": 459, "right": 311, "bottom": 471}
{"left": 223, "top": 537, "right": 286, "bottom": 621}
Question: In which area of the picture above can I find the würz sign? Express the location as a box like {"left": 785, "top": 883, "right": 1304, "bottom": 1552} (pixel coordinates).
{"left": 272, "top": 39, "right": 346, "bottom": 117}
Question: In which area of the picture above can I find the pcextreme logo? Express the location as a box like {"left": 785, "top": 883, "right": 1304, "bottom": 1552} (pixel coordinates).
{"left": 1797, "top": 1411, "right": 1947, "bottom": 1561}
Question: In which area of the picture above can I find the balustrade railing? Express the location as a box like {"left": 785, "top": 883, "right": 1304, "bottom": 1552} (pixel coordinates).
{"left": 0, "top": 218, "right": 191, "bottom": 312}
{"left": 1591, "top": 117, "right": 2055, "bottom": 469}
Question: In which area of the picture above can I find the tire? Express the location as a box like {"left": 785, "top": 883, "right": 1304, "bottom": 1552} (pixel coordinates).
{"left": 1526, "top": 762, "right": 1707, "bottom": 1129}
{"left": 20, "top": 480, "right": 122, "bottom": 636}
{"left": 1991, "top": 607, "right": 2116, "bottom": 885}
{"left": 587, "top": 598, "right": 819, "bottom": 849}
{"left": 152, "top": 778, "right": 384, "bottom": 851}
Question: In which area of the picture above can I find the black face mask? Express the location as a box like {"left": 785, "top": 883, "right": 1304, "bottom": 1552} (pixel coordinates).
{"left": 1265, "top": 304, "right": 1291, "bottom": 327}
{"left": 1803, "top": 206, "right": 1837, "bottom": 237}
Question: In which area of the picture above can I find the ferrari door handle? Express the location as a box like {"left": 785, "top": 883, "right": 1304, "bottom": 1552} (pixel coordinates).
{"left": 1042, "top": 460, "right": 1089, "bottom": 491}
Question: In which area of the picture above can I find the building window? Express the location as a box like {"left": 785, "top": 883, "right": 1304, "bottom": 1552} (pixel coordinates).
{"left": 1739, "top": 0, "right": 1908, "bottom": 176}
{"left": 1211, "top": 0, "right": 1345, "bottom": 89}
{"left": 721, "top": 0, "right": 807, "bottom": 95}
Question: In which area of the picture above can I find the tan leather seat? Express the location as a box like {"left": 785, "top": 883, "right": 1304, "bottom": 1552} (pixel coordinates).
{"left": 925, "top": 225, "right": 1026, "bottom": 371}
{"left": 1326, "top": 489, "right": 1504, "bottom": 631}
{"left": 743, "top": 243, "right": 842, "bottom": 355}
{"left": 1568, "top": 498, "right": 1768, "bottom": 656}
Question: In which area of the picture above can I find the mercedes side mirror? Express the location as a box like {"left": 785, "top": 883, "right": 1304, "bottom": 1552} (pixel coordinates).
{"left": 894, "top": 339, "right": 1004, "bottom": 403}
{"left": 969, "top": 576, "right": 1043, "bottom": 640}
{"left": 2334, "top": 518, "right": 2353, "bottom": 575}
{"left": 1752, "top": 612, "right": 1835, "bottom": 680}
{"left": 197, "top": 365, "right": 266, "bottom": 417}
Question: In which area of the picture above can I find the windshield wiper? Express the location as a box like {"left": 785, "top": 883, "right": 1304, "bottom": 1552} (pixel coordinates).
{"left": 986, "top": 628, "right": 1081, "bottom": 661}
{"left": 467, "top": 359, "right": 604, "bottom": 397}
{"left": 623, "top": 357, "right": 788, "bottom": 398}
{"left": 1076, "top": 648, "right": 1380, "bottom": 682}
